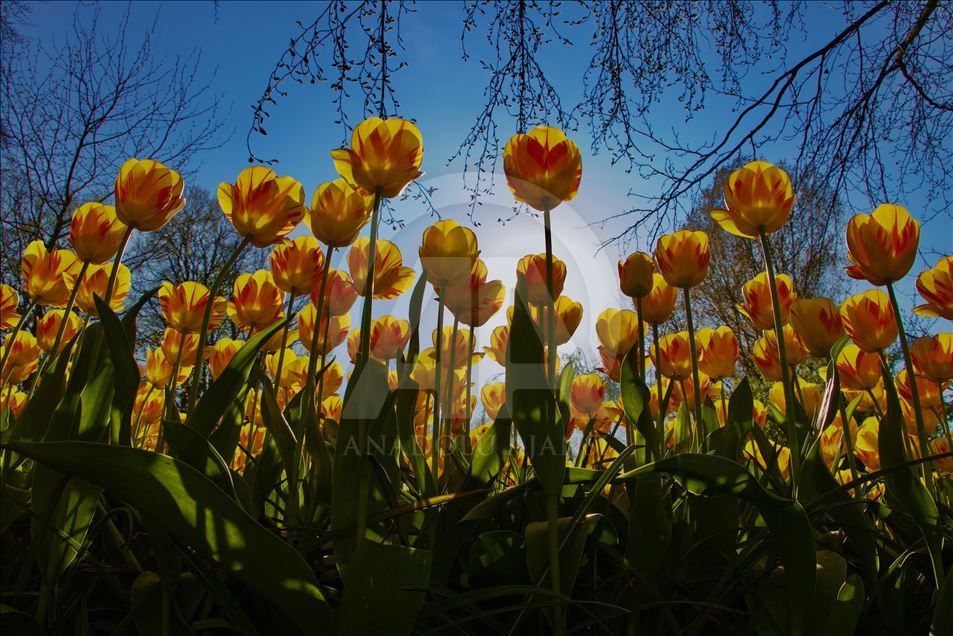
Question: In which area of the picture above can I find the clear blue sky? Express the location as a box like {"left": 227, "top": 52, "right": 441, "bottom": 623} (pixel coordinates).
{"left": 23, "top": 1, "right": 952, "bottom": 370}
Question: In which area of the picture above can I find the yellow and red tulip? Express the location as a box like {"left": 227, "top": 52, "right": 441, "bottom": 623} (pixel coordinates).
{"left": 331, "top": 117, "right": 424, "bottom": 198}
{"left": 503, "top": 125, "right": 582, "bottom": 212}
{"left": 114, "top": 158, "right": 186, "bottom": 232}
{"left": 218, "top": 166, "right": 307, "bottom": 247}
{"left": 711, "top": 161, "right": 795, "bottom": 238}
{"left": 845, "top": 204, "right": 919, "bottom": 285}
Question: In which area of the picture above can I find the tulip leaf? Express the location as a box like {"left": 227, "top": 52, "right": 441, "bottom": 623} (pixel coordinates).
{"left": 187, "top": 318, "right": 287, "bottom": 437}
{"left": 338, "top": 540, "right": 432, "bottom": 636}
{"left": 394, "top": 379, "right": 431, "bottom": 495}
{"left": 933, "top": 565, "right": 953, "bottom": 636}
{"left": 822, "top": 573, "right": 865, "bottom": 636}
{"left": 620, "top": 453, "right": 816, "bottom": 630}
{"left": 11, "top": 440, "right": 333, "bottom": 632}
{"left": 467, "top": 530, "right": 530, "bottom": 587}
{"left": 506, "top": 280, "right": 565, "bottom": 496}
{"left": 11, "top": 337, "right": 73, "bottom": 443}
{"left": 255, "top": 369, "right": 298, "bottom": 473}
{"left": 465, "top": 406, "right": 512, "bottom": 490}
{"left": 621, "top": 347, "right": 658, "bottom": 460}
{"left": 93, "top": 296, "right": 140, "bottom": 445}
{"left": 208, "top": 388, "right": 249, "bottom": 466}
{"left": 162, "top": 420, "right": 238, "bottom": 502}
{"left": 877, "top": 362, "right": 943, "bottom": 586}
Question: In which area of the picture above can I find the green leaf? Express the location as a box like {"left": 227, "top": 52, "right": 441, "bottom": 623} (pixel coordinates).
{"left": 620, "top": 349, "right": 657, "bottom": 459}
{"left": 467, "top": 530, "right": 529, "bottom": 587}
{"left": 338, "top": 541, "right": 432, "bottom": 636}
{"left": 394, "top": 379, "right": 431, "bottom": 495}
{"left": 187, "top": 318, "right": 287, "bottom": 437}
{"left": 94, "top": 295, "right": 141, "bottom": 444}
{"left": 822, "top": 573, "right": 865, "bottom": 636}
{"left": 465, "top": 408, "right": 512, "bottom": 490}
{"left": 12, "top": 440, "right": 333, "bottom": 632}
{"left": 255, "top": 371, "right": 298, "bottom": 473}
{"left": 621, "top": 453, "right": 816, "bottom": 630}
{"left": 10, "top": 338, "right": 73, "bottom": 443}
{"left": 506, "top": 279, "right": 565, "bottom": 495}
{"left": 162, "top": 421, "right": 238, "bottom": 502}
{"left": 878, "top": 361, "right": 943, "bottom": 586}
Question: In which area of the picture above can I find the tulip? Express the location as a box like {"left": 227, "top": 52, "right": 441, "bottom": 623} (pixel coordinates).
{"left": 840, "top": 289, "right": 897, "bottom": 353}
{"left": 69, "top": 202, "right": 128, "bottom": 265}
{"left": 297, "top": 304, "right": 350, "bottom": 356}
{"left": 1, "top": 388, "right": 27, "bottom": 419}
{"left": 895, "top": 370, "right": 941, "bottom": 408}
{"left": 738, "top": 272, "right": 796, "bottom": 331}
{"left": 503, "top": 125, "right": 582, "bottom": 212}
{"left": 114, "top": 158, "right": 186, "bottom": 232}
{"left": 75, "top": 263, "right": 131, "bottom": 315}
{"left": 269, "top": 236, "right": 325, "bottom": 296}
{"left": 531, "top": 295, "right": 583, "bottom": 346}
{"left": 819, "top": 421, "right": 857, "bottom": 470}
{"left": 483, "top": 325, "right": 509, "bottom": 366}
{"left": 228, "top": 270, "right": 284, "bottom": 332}
{"left": 160, "top": 328, "right": 201, "bottom": 367}
{"left": 930, "top": 437, "right": 953, "bottom": 476}
{"left": 711, "top": 161, "right": 796, "bottom": 239}
{"left": 208, "top": 338, "right": 244, "bottom": 381}
{"left": 650, "top": 332, "right": 693, "bottom": 380}
{"left": 769, "top": 378, "right": 821, "bottom": 422}
{"left": 696, "top": 326, "right": 739, "bottom": 379}
{"left": 305, "top": 269, "right": 357, "bottom": 319}
{"left": 369, "top": 315, "right": 411, "bottom": 361}
{"left": 419, "top": 220, "right": 480, "bottom": 285}
{"left": 618, "top": 252, "right": 655, "bottom": 299}
{"left": 411, "top": 349, "right": 467, "bottom": 396}
{"left": 265, "top": 348, "right": 309, "bottom": 392}
{"left": 595, "top": 308, "right": 640, "bottom": 360}
{"left": 144, "top": 348, "right": 192, "bottom": 389}
{"left": 218, "top": 166, "right": 307, "bottom": 248}
{"left": 1, "top": 331, "right": 40, "bottom": 369}
{"left": 836, "top": 344, "right": 883, "bottom": 391}
{"left": 0, "top": 285, "right": 20, "bottom": 330}
{"left": 318, "top": 361, "right": 344, "bottom": 398}
{"left": 36, "top": 310, "right": 80, "bottom": 354}
{"left": 20, "top": 241, "right": 80, "bottom": 307}
{"left": 845, "top": 203, "right": 919, "bottom": 285}
{"left": 743, "top": 438, "right": 791, "bottom": 479}
{"left": 158, "top": 282, "right": 227, "bottom": 333}
{"left": 331, "top": 117, "right": 424, "bottom": 198}
{"left": 348, "top": 237, "right": 415, "bottom": 300}
{"left": 438, "top": 260, "right": 505, "bottom": 327}
{"left": 654, "top": 230, "right": 710, "bottom": 289}
{"left": 321, "top": 395, "right": 344, "bottom": 423}
{"left": 251, "top": 324, "right": 296, "bottom": 353}
{"left": 853, "top": 417, "right": 881, "bottom": 471}
{"left": 752, "top": 325, "right": 806, "bottom": 381}
{"left": 914, "top": 255, "right": 953, "bottom": 320}
{"left": 516, "top": 253, "right": 567, "bottom": 306}
{"left": 481, "top": 381, "right": 506, "bottom": 420}
{"left": 571, "top": 374, "right": 606, "bottom": 417}
{"left": 432, "top": 326, "right": 479, "bottom": 369}
{"left": 641, "top": 274, "right": 678, "bottom": 325}
{"left": 672, "top": 372, "right": 712, "bottom": 413}
{"left": 790, "top": 298, "right": 845, "bottom": 357}
{"left": 910, "top": 333, "right": 953, "bottom": 382}
{"left": 308, "top": 178, "right": 373, "bottom": 247}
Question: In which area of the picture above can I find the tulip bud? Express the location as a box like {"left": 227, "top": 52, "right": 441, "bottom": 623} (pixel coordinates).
{"left": 75, "top": 263, "right": 131, "bottom": 316}
{"left": 516, "top": 253, "right": 567, "bottom": 306}
{"left": 70, "top": 202, "right": 128, "bottom": 264}
{"left": 115, "top": 158, "right": 186, "bottom": 232}
{"left": 269, "top": 236, "right": 325, "bottom": 296}
{"left": 419, "top": 220, "right": 480, "bottom": 285}
{"left": 910, "top": 333, "right": 953, "bottom": 382}
{"left": 738, "top": 272, "right": 796, "bottom": 331}
{"left": 331, "top": 117, "right": 424, "bottom": 198}
{"left": 503, "top": 126, "right": 582, "bottom": 212}
{"left": 219, "top": 166, "right": 307, "bottom": 247}
{"left": 1, "top": 284, "right": 21, "bottom": 330}
{"left": 308, "top": 178, "right": 373, "bottom": 247}
{"left": 228, "top": 270, "right": 284, "bottom": 332}
{"left": 571, "top": 373, "right": 606, "bottom": 417}
{"left": 158, "top": 281, "right": 227, "bottom": 333}
{"left": 840, "top": 289, "right": 897, "bottom": 353}
{"left": 618, "top": 252, "right": 655, "bottom": 299}
{"left": 845, "top": 204, "right": 919, "bottom": 285}
{"left": 348, "top": 238, "right": 415, "bottom": 300}
{"left": 711, "top": 161, "right": 795, "bottom": 238}
{"left": 20, "top": 241, "right": 81, "bottom": 307}
{"left": 654, "top": 230, "right": 710, "bottom": 288}
{"left": 641, "top": 273, "right": 678, "bottom": 325}
{"left": 914, "top": 256, "right": 953, "bottom": 320}
{"left": 36, "top": 309, "right": 80, "bottom": 354}
{"left": 790, "top": 298, "right": 845, "bottom": 357}
{"left": 696, "top": 326, "right": 738, "bottom": 379}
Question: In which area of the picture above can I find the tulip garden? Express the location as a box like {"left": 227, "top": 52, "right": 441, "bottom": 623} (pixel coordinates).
{"left": 1, "top": 118, "right": 952, "bottom": 635}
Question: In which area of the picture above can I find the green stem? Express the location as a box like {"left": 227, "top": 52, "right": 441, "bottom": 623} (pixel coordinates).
{"left": 635, "top": 296, "right": 645, "bottom": 380}
{"left": 103, "top": 224, "right": 135, "bottom": 306}
{"left": 305, "top": 246, "right": 334, "bottom": 418}
{"left": 443, "top": 317, "right": 460, "bottom": 453}
{"left": 464, "top": 328, "right": 475, "bottom": 442}
{"left": 272, "top": 292, "right": 297, "bottom": 391}
{"left": 358, "top": 190, "right": 383, "bottom": 365}
{"left": 432, "top": 289, "right": 446, "bottom": 485}
{"left": 186, "top": 237, "right": 250, "bottom": 411}
{"left": 653, "top": 323, "right": 664, "bottom": 458}
{"left": 886, "top": 282, "right": 931, "bottom": 469}
{"left": 836, "top": 394, "right": 862, "bottom": 500}
{"left": 546, "top": 492, "right": 564, "bottom": 635}
{"left": 758, "top": 228, "right": 800, "bottom": 490}
{"left": 543, "top": 208, "right": 557, "bottom": 389}
{"left": 132, "top": 384, "right": 156, "bottom": 448}
{"left": 682, "top": 287, "right": 706, "bottom": 450}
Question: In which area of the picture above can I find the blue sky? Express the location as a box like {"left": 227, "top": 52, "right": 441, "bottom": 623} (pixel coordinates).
{"left": 22, "top": 1, "right": 952, "bottom": 373}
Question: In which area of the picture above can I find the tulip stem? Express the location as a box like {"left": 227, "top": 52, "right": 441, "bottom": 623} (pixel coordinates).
{"left": 464, "top": 328, "right": 475, "bottom": 441}
{"left": 305, "top": 247, "right": 335, "bottom": 418}
{"left": 40, "top": 260, "right": 89, "bottom": 378}
{"left": 758, "top": 228, "right": 800, "bottom": 490}
{"left": 652, "top": 323, "right": 665, "bottom": 458}
{"left": 836, "top": 393, "right": 862, "bottom": 500}
{"left": 886, "top": 282, "right": 931, "bottom": 466}
{"left": 157, "top": 344, "right": 185, "bottom": 454}
{"left": 543, "top": 208, "right": 557, "bottom": 390}
{"left": 272, "top": 292, "right": 297, "bottom": 392}
{"left": 432, "top": 287, "right": 446, "bottom": 486}
{"left": 358, "top": 190, "right": 383, "bottom": 366}
{"left": 443, "top": 316, "right": 460, "bottom": 468}
{"left": 681, "top": 287, "right": 706, "bottom": 451}
{"left": 132, "top": 384, "right": 156, "bottom": 448}
{"left": 187, "top": 237, "right": 250, "bottom": 412}
{"left": 635, "top": 296, "right": 645, "bottom": 380}
{"left": 103, "top": 224, "right": 134, "bottom": 306}
{"left": 545, "top": 492, "right": 564, "bottom": 635}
